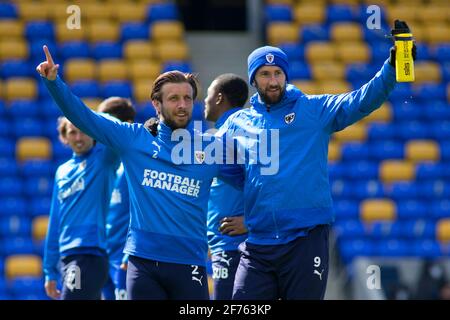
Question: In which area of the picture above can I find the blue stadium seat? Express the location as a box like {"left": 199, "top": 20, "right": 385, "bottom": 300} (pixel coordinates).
{"left": 91, "top": 42, "right": 123, "bottom": 60}
{"left": 442, "top": 62, "right": 450, "bottom": 82}
{"left": 0, "top": 120, "right": 10, "bottom": 138}
{"left": 367, "top": 123, "right": 396, "bottom": 141}
{"left": 25, "top": 22, "right": 54, "bottom": 41}
{"left": 12, "top": 118, "right": 44, "bottom": 138}
{"left": 346, "top": 161, "right": 379, "bottom": 180}
{"left": 0, "top": 216, "right": 31, "bottom": 237}
{"left": 431, "top": 121, "right": 450, "bottom": 141}
{"left": 392, "top": 102, "right": 423, "bottom": 122}
{"left": 369, "top": 141, "right": 404, "bottom": 160}
{"left": 70, "top": 81, "right": 100, "bottom": 98}
{"left": 334, "top": 220, "right": 366, "bottom": 240}
{"left": 290, "top": 61, "right": 310, "bottom": 80}
{"left": 396, "top": 200, "right": 427, "bottom": 220}
{"left": 416, "top": 163, "right": 445, "bottom": 181}
{"left": 328, "top": 162, "right": 347, "bottom": 180}
{"left": 338, "top": 239, "right": 373, "bottom": 263}
{"left": 192, "top": 101, "right": 205, "bottom": 121}
{"left": 52, "top": 141, "right": 72, "bottom": 163}
{"left": 8, "top": 277, "right": 47, "bottom": 300}
{"left": 402, "top": 220, "right": 435, "bottom": 240}
{"left": 362, "top": 21, "right": 389, "bottom": 44}
{"left": 0, "top": 158, "right": 18, "bottom": 177}
{"left": 412, "top": 240, "right": 441, "bottom": 258}
{"left": 397, "top": 121, "right": 430, "bottom": 140}
{"left": 440, "top": 141, "right": 450, "bottom": 162}
{"left": 414, "top": 83, "right": 446, "bottom": 102}
{"left": 0, "top": 3, "right": 17, "bottom": 18}
{"left": 147, "top": 3, "right": 179, "bottom": 23}
{"left": 101, "top": 81, "right": 132, "bottom": 99}
{"left": 3, "top": 237, "right": 35, "bottom": 256}
{"left": 24, "top": 176, "right": 53, "bottom": 197}
{"left": 29, "top": 39, "right": 58, "bottom": 64}
{"left": 42, "top": 100, "right": 63, "bottom": 120}
{"left": 135, "top": 102, "right": 157, "bottom": 124}
{"left": 414, "top": 43, "right": 432, "bottom": 61}
{"left": 375, "top": 240, "right": 410, "bottom": 257}
{"left": 278, "top": 44, "right": 304, "bottom": 62}
{"left": 370, "top": 41, "right": 391, "bottom": 64}
{"left": 327, "top": 5, "right": 359, "bottom": 23}
{"left": 20, "top": 160, "right": 53, "bottom": 177}
{"left": 353, "top": 180, "right": 385, "bottom": 199}
{"left": 431, "top": 200, "right": 450, "bottom": 219}
{"left": 121, "top": 22, "right": 149, "bottom": 41}
{"left": 424, "top": 101, "right": 450, "bottom": 121}
{"left": 41, "top": 120, "right": 59, "bottom": 140}
{"left": 301, "top": 24, "right": 329, "bottom": 44}
{"left": 162, "top": 61, "right": 193, "bottom": 73}
{"left": 419, "top": 181, "right": 450, "bottom": 200}
{"left": 367, "top": 221, "right": 403, "bottom": 240}
{"left": 58, "top": 41, "right": 90, "bottom": 60}
{"left": 0, "top": 138, "right": 15, "bottom": 158}
{"left": 341, "top": 142, "right": 369, "bottom": 161}
{"left": 346, "top": 63, "right": 378, "bottom": 83}
{"left": 0, "top": 101, "right": 6, "bottom": 117}
{"left": 1, "top": 61, "right": 33, "bottom": 78}
{"left": 37, "top": 79, "right": 53, "bottom": 101}
{"left": 8, "top": 100, "right": 39, "bottom": 119}
{"left": 0, "top": 197, "right": 27, "bottom": 217}
{"left": 331, "top": 179, "right": 354, "bottom": 199}
{"left": 385, "top": 182, "right": 418, "bottom": 201}
{"left": 29, "top": 197, "right": 51, "bottom": 217}
{"left": 388, "top": 83, "right": 414, "bottom": 105}
{"left": 432, "top": 44, "right": 450, "bottom": 64}
{"left": 0, "top": 178, "right": 23, "bottom": 198}
{"left": 265, "top": 5, "right": 292, "bottom": 22}
{"left": 333, "top": 200, "right": 359, "bottom": 220}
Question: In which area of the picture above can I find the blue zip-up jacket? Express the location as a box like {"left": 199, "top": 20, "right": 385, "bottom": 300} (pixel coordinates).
{"left": 44, "top": 144, "right": 119, "bottom": 281}
{"left": 207, "top": 108, "right": 247, "bottom": 255}
{"left": 105, "top": 164, "right": 130, "bottom": 267}
{"left": 218, "top": 60, "right": 396, "bottom": 245}
{"left": 43, "top": 76, "right": 244, "bottom": 267}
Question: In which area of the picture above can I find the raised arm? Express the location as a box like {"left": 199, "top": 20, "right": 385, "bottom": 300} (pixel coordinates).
{"left": 36, "top": 46, "right": 138, "bottom": 151}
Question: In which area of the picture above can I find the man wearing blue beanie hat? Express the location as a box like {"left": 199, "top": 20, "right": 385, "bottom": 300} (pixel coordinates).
{"left": 216, "top": 21, "right": 417, "bottom": 300}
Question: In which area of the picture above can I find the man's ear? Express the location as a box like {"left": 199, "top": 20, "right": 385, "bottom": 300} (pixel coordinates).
{"left": 216, "top": 92, "right": 224, "bottom": 105}
{"left": 152, "top": 99, "right": 161, "bottom": 114}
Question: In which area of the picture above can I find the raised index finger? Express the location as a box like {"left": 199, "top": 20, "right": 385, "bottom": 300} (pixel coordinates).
{"left": 43, "top": 45, "right": 54, "bottom": 65}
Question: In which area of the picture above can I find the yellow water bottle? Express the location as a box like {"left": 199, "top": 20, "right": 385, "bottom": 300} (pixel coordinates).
{"left": 391, "top": 20, "right": 415, "bottom": 82}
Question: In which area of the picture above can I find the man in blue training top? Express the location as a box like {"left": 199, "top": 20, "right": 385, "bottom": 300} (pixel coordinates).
{"left": 218, "top": 21, "right": 416, "bottom": 300}
{"left": 97, "top": 97, "right": 136, "bottom": 300}
{"left": 204, "top": 74, "right": 249, "bottom": 300}
{"left": 36, "top": 46, "right": 243, "bottom": 300}
{"left": 44, "top": 116, "right": 120, "bottom": 300}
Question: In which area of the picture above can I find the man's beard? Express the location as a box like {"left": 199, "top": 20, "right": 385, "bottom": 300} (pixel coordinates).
{"left": 161, "top": 107, "right": 191, "bottom": 130}
{"left": 257, "top": 84, "right": 285, "bottom": 105}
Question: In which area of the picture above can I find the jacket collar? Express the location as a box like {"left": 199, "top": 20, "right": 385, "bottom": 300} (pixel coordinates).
{"left": 250, "top": 84, "right": 303, "bottom": 112}
{"left": 215, "top": 107, "right": 242, "bottom": 129}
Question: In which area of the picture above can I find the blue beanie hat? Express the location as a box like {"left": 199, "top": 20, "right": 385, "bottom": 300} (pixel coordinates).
{"left": 247, "top": 46, "right": 289, "bottom": 85}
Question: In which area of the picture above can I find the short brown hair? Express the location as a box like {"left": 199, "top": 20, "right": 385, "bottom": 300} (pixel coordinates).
{"left": 150, "top": 71, "right": 199, "bottom": 102}
{"left": 97, "top": 97, "right": 136, "bottom": 122}
{"left": 57, "top": 116, "right": 71, "bottom": 144}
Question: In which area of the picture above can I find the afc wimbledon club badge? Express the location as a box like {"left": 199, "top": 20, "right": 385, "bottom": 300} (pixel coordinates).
{"left": 284, "top": 112, "right": 295, "bottom": 124}
{"left": 195, "top": 151, "right": 205, "bottom": 164}
{"left": 266, "top": 53, "right": 274, "bottom": 64}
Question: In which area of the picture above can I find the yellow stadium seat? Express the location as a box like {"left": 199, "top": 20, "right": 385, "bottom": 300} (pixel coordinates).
{"left": 380, "top": 160, "right": 415, "bottom": 183}
{"left": 336, "top": 42, "right": 371, "bottom": 64}
{"left": 0, "top": 39, "right": 28, "bottom": 61}
{"left": 407, "top": 23, "right": 425, "bottom": 44}
{"left": 32, "top": 215, "right": 49, "bottom": 242}
{"left": 87, "top": 21, "right": 120, "bottom": 43}
{"left": 4, "top": 78, "right": 37, "bottom": 101}
{"left": 293, "top": 4, "right": 325, "bottom": 26}
{"left": 331, "top": 23, "right": 363, "bottom": 42}
{"left": 82, "top": 3, "right": 113, "bottom": 21}
{"left": 266, "top": 0, "right": 294, "bottom": 4}
{"left": 405, "top": 140, "right": 440, "bottom": 163}
{"left": 386, "top": 6, "right": 417, "bottom": 25}
{"left": 129, "top": 61, "right": 162, "bottom": 82}
{"left": 55, "top": 22, "right": 86, "bottom": 42}
{"left": 306, "top": 42, "right": 337, "bottom": 63}
{"left": 361, "top": 0, "right": 391, "bottom": 6}
{"left": 155, "top": 41, "right": 189, "bottom": 62}
{"left": 123, "top": 40, "right": 156, "bottom": 61}
{"left": 328, "top": 140, "right": 341, "bottom": 162}
{"left": 360, "top": 102, "right": 392, "bottom": 124}
{"left": 0, "top": 80, "right": 3, "bottom": 99}
{"left": 47, "top": 3, "right": 70, "bottom": 21}
{"left": 16, "top": 137, "right": 52, "bottom": 161}
{"left": 417, "top": 6, "right": 449, "bottom": 24}
{"left": 291, "top": 80, "right": 320, "bottom": 95}
{"left": 333, "top": 122, "right": 367, "bottom": 142}
{"left": 424, "top": 24, "right": 450, "bottom": 45}
{"left": 98, "top": 60, "right": 128, "bottom": 82}
{"left": 0, "top": 20, "right": 24, "bottom": 39}
{"left": 64, "top": 59, "right": 96, "bottom": 83}
{"left": 360, "top": 199, "right": 396, "bottom": 222}
{"left": 266, "top": 22, "right": 300, "bottom": 46}
{"left": 330, "top": 0, "right": 360, "bottom": 4}
{"left": 82, "top": 98, "right": 103, "bottom": 111}
{"left": 318, "top": 80, "right": 352, "bottom": 94}
{"left": 151, "top": 21, "right": 185, "bottom": 42}
{"left": 436, "top": 219, "right": 450, "bottom": 242}
{"left": 414, "top": 61, "right": 442, "bottom": 84}
{"left": 18, "top": 2, "right": 51, "bottom": 21}
{"left": 114, "top": 3, "right": 147, "bottom": 23}
{"left": 5, "top": 255, "right": 42, "bottom": 279}
{"left": 133, "top": 80, "right": 154, "bottom": 104}
{"left": 311, "top": 62, "right": 345, "bottom": 81}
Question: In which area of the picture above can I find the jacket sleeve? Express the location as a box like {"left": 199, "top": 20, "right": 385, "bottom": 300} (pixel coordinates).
{"left": 43, "top": 178, "right": 61, "bottom": 282}
{"left": 43, "top": 76, "right": 139, "bottom": 153}
{"left": 314, "top": 59, "right": 396, "bottom": 133}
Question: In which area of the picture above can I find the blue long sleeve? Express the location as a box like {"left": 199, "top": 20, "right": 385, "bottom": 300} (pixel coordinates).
{"left": 43, "top": 181, "right": 61, "bottom": 282}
